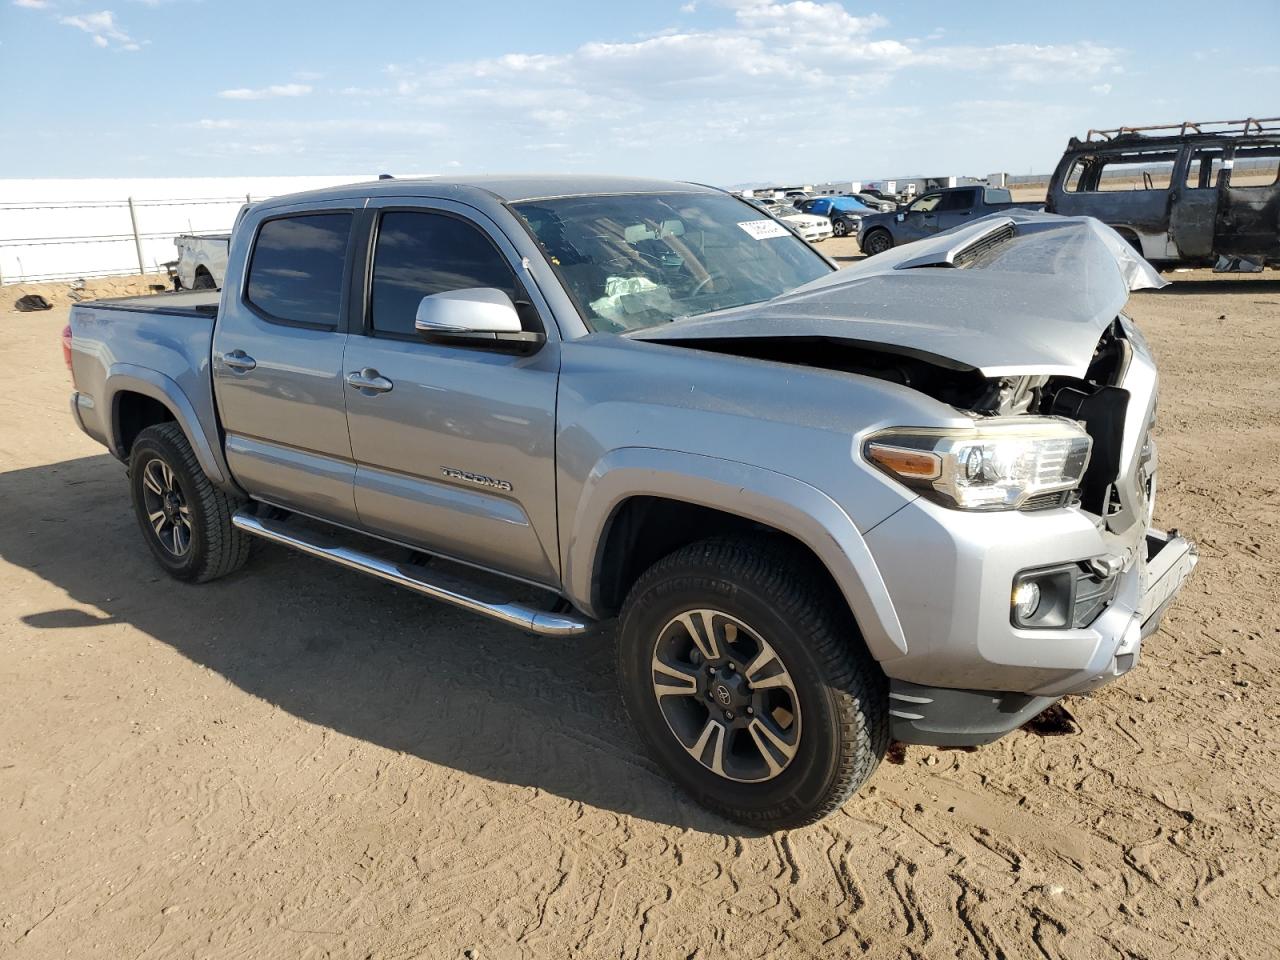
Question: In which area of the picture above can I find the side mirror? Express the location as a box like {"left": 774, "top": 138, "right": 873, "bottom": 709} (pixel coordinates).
{"left": 414, "top": 288, "right": 545, "bottom": 354}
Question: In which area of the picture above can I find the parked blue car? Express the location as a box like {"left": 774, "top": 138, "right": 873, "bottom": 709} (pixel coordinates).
{"left": 797, "top": 196, "right": 878, "bottom": 217}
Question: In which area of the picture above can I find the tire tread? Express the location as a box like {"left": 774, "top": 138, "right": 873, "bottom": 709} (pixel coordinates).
{"left": 133, "top": 423, "right": 251, "bottom": 583}
{"left": 619, "top": 536, "right": 888, "bottom": 829}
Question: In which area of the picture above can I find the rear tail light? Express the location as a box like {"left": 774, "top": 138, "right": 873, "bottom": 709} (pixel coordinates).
{"left": 61, "top": 324, "right": 75, "bottom": 385}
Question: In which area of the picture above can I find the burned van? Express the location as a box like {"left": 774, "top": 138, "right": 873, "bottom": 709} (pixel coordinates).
{"left": 1046, "top": 118, "right": 1279, "bottom": 267}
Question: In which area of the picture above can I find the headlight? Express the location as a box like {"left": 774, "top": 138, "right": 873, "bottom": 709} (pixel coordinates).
{"left": 864, "top": 417, "right": 1092, "bottom": 511}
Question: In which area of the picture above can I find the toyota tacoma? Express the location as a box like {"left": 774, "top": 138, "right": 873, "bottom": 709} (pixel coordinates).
{"left": 65, "top": 176, "right": 1196, "bottom": 829}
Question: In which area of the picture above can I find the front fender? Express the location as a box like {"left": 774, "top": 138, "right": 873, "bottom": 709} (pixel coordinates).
{"left": 104, "top": 363, "right": 229, "bottom": 486}
{"left": 564, "top": 447, "right": 908, "bottom": 662}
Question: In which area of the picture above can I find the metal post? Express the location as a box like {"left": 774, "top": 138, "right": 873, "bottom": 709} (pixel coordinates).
{"left": 127, "top": 196, "right": 146, "bottom": 275}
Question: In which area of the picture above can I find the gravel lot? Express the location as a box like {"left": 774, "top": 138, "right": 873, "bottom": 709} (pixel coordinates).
{"left": 2, "top": 244, "right": 1278, "bottom": 959}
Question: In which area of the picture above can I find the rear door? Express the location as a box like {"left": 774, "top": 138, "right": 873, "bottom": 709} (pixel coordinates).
{"left": 340, "top": 200, "right": 561, "bottom": 586}
{"left": 1170, "top": 144, "right": 1223, "bottom": 258}
{"left": 935, "top": 188, "right": 979, "bottom": 232}
{"left": 211, "top": 201, "right": 360, "bottom": 524}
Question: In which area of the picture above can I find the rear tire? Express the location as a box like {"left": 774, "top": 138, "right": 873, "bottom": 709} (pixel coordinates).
{"left": 862, "top": 228, "right": 893, "bottom": 255}
{"left": 129, "top": 423, "right": 251, "bottom": 583}
{"left": 617, "top": 538, "right": 888, "bottom": 829}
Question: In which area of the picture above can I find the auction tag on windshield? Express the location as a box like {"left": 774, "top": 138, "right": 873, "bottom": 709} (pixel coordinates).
{"left": 737, "top": 219, "right": 791, "bottom": 240}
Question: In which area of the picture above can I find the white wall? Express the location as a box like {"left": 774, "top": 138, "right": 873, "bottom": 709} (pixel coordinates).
{"left": 0, "top": 175, "right": 400, "bottom": 284}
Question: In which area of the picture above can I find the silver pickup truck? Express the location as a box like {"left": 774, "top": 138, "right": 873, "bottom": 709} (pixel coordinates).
{"left": 66, "top": 176, "right": 1196, "bottom": 829}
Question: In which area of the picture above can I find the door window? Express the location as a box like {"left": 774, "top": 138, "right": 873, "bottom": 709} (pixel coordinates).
{"left": 246, "top": 213, "right": 352, "bottom": 327}
{"left": 911, "top": 194, "right": 942, "bottom": 213}
{"left": 370, "top": 211, "right": 522, "bottom": 338}
{"left": 1186, "top": 147, "right": 1226, "bottom": 189}
{"left": 936, "top": 191, "right": 973, "bottom": 212}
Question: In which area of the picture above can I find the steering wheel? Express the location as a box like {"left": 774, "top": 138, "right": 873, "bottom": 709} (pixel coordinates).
{"left": 691, "top": 272, "right": 726, "bottom": 296}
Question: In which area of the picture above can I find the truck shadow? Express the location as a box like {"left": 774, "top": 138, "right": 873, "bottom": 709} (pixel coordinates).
{"left": 0, "top": 453, "right": 747, "bottom": 834}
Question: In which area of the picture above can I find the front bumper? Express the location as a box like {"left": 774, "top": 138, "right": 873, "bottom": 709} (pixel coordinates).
{"left": 798, "top": 224, "right": 833, "bottom": 243}
{"left": 886, "top": 528, "right": 1197, "bottom": 746}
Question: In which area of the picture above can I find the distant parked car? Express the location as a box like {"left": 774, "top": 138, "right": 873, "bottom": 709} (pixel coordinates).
{"left": 829, "top": 210, "right": 863, "bottom": 238}
{"left": 797, "top": 196, "right": 878, "bottom": 217}
{"left": 854, "top": 192, "right": 898, "bottom": 212}
{"left": 859, "top": 188, "right": 897, "bottom": 205}
{"left": 748, "top": 198, "right": 834, "bottom": 243}
{"left": 1045, "top": 116, "right": 1280, "bottom": 266}
{"left": 857, "top": 186, "right": 1042, "bottom": 255}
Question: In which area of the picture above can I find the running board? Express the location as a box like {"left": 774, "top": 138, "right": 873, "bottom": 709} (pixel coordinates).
{"left": 231, "top": 510, "right": 593, "bottom": 637}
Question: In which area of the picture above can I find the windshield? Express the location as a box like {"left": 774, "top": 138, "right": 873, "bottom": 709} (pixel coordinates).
{"left": 513, "top": 192, "right": 830, "bottom": 333}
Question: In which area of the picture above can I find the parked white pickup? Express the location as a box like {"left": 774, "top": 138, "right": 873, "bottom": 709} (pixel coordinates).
{"left": 174, "top": 233, "right": 230, "bottom": 290}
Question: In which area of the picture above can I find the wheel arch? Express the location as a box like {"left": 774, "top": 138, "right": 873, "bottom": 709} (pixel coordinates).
{"left": 565, "top": 448, "right": 907, "bottom": 662}
{"left": 105, "top": 365, "right": 228, "bottom": 485}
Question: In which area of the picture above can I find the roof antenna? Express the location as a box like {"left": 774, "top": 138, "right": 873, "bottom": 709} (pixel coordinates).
{"left": 378, "top": 173, "right": 395, "bottom": 180}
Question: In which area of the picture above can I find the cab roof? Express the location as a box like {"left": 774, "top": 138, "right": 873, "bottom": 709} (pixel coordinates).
{"left": 252, "top": 174, "right": 723, "bottom": 211}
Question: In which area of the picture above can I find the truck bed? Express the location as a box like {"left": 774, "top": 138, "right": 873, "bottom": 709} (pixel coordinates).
{"left": 86, "top": 289, "right": 220, "bottom": 317}
{"left": 68, "top": 289, "right": 224, "bottom": 480}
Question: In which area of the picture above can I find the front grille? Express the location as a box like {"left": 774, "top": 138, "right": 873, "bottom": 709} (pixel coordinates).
{"left": 1021, "top": 491, "right": 1071, "bottom": 511}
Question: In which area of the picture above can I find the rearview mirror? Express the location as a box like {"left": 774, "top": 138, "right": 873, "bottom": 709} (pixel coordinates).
{"left": 414, "top": 288, "right": 544, "bottom": 353}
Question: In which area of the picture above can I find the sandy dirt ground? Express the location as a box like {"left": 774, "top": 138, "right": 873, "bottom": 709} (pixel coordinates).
{"left": 2, "top": 249, "right": 1278, "bottom": 959}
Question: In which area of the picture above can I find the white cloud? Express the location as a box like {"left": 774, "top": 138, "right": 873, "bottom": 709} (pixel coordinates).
{"left": 680, "top": 1, "right": 696, "bottom": 11}
{"left": 13, "top": 0, "right": 51, "bottom": 9}
{"left": 59, "top": 10, "right": 144, "bottom": 50}
{"left": 1091, "top": 82, "right": 1112, "bottom": 95}
{"left": 218, "top": 83, "right": 313, "bottom": 100}
{"left": 201, "top": 2, "right": 1125, "bottom": 180}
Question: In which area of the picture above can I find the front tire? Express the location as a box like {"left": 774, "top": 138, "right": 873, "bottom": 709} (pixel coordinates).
{"left": 862, "top": 228, "right": 893, "bottom": 255}
{"left": 129, "top": 423, "right": 251, "bottom": 583}
{"left": 832, "top": 218, "right": 848, "bottom": 237}
{"left": 617, "top": 538, "right": 888, "bottom": 829}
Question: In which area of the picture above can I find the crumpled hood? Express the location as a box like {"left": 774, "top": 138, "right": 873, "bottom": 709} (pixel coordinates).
{"left": 633, "top": 211, "right": 1166, "bottom": 378}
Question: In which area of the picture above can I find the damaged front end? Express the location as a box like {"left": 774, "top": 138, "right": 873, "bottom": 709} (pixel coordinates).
{"left": 638, "top": 211, "right": 1196, "bottom": 698}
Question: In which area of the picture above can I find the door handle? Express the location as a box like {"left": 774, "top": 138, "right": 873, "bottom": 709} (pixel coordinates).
{"left": 222, "top": 350, "right": 256, "bottom": 372}
{"left": 345, "top": 368, "right": 394, "bottom": 394}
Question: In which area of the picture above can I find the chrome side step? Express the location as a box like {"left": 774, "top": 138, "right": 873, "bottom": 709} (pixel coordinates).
{"left": 231, "top": 510, "right": 593, "bottom": 637}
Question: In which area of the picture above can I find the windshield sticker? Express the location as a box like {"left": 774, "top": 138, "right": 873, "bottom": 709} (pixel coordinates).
{"left": 737, "top": 219, "right": 791, "bottom": 240}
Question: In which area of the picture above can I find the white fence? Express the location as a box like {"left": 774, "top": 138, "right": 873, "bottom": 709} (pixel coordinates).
{"left": 0, "top": 176, "right": 386, "bottom": 284}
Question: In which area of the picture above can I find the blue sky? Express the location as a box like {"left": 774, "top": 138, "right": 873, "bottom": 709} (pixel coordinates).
{"left": 2, "top": 0, "right": 1277, "bottom": 184}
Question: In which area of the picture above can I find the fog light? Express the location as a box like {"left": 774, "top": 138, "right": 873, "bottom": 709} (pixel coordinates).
{"left": 1010, "top": 566, "right": 1075, "bottom": 628}
{"left": 1012, "top": 581, "right": 1041, "bottom": 621}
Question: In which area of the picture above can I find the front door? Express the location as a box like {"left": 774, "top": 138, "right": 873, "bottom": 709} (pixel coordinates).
{"left": 901, "top": 193, "right": 942, "bottom": 240}
{"left": 1170, "top": 145, "right": 1222, "bottom": 259}
{"left": 211, "top": 202, "right": 360, "bottom": 525}
{"left": 341, "top": 202, "right": 561, "bottom": 586}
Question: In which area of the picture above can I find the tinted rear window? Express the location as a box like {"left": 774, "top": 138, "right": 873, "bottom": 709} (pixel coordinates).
{"left": 246, "top": 213, "right": 352, "bottom": 327}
